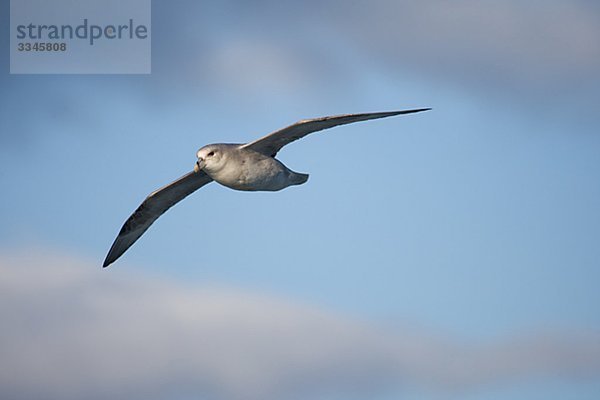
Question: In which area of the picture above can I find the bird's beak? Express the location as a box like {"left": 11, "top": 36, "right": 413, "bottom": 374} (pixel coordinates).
{"left": 194, "top": 158, "right": 205, "bottom": 173}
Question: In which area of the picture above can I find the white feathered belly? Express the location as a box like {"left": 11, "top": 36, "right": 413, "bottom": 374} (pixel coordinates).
{"left": 212, "top": 157, "right": 292, "bottom": 191}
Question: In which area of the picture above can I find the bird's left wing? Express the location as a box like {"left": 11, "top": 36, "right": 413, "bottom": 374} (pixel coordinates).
{"left": 242, "top": 108, "right": 431, "bottom": 157}
{"left": 103, "top": 170, "right": 213, "bottom": 268}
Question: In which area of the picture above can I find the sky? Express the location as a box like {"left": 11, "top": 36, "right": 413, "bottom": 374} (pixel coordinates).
{"left": 1, "top": 1, "right": 600, "bottom": 399}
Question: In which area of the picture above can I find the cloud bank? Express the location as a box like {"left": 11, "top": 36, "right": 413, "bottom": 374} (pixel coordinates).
{"left": 155, "top": 0, "right": 600, "bottom": 98}
{"left": 1, "top": 250, "right": 599, "bottom": 400}
{"left": 329, "top": 1, "right": 600, "bottom": 88}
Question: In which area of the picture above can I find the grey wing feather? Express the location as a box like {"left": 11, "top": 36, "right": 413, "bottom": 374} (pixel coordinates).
{"left": 103, "top": 170, "right": 213, "bottom": 268}
{"left": 242, "top": 108, "right": 431, "bottom": 157}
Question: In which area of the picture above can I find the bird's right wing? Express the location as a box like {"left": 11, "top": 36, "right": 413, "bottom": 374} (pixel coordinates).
{"left": 242, "top": 108, "right": 431, "bottom": 157}
{"left": 103, "top": 170, "right": 213, "bottom": 268}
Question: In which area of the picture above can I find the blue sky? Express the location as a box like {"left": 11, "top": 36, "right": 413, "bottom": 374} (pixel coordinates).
{"left": 1, "top": 1, "right": 600, "bottom": 399}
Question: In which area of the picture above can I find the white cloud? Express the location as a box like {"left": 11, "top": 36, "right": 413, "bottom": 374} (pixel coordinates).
{"left": 0, "top": 250, "right": 599, "bottom": 400}
{"left": 167, "top": 0, "right": 600, "bottom": 95}
{"left": 317, "top": 0, "right": 600, "bottom": 91}
{"left": 206, "top": 39, "right": 314, "bottom": 93}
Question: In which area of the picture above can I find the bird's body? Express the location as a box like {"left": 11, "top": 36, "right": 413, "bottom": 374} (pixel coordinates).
{"left": 103, "top": 108, "right": 430, "bottom": 267}
{"left": 196, "top": 144, "right": 308, "bottom": 191}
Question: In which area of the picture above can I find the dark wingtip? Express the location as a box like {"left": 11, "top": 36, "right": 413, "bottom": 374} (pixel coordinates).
{"left": 386, "top": 108, "right": 432, "bottom": 117}
{"left": 102, "top": 246, "right": 119, "bottom": 268}
{"left": 404, "top": 107, "right": 431, "bottom": 113}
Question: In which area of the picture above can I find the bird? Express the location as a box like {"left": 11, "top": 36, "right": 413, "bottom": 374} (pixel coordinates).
{"left": 103, "top": 108, "right": 430, "bottom": 267}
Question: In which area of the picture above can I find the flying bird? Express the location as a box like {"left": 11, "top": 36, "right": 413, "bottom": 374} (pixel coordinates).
{"left": 103, "top": 108, "right": 430, "bottom": 267}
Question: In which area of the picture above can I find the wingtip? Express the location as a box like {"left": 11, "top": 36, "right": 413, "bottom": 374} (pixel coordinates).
{"left": 102, "top": 252, "right": 116, "bottom": 268}
{"left": 390, "top": 108, "right": 432, "bottom": 116}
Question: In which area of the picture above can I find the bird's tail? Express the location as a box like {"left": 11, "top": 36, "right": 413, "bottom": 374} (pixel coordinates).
{"left": 289, "top": 171, "right": 309, "bottom": 186}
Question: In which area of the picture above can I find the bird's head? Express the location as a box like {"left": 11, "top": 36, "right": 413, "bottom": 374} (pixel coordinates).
{"left": 195, "top": 144, "right": 228, "bottom": 173}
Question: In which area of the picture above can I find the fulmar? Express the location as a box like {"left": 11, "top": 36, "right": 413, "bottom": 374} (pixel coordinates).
{"left": 103, "top": 108, "right": 430, "bottom": 267}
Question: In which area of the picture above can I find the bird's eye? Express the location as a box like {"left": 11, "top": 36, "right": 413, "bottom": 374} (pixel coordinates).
{"left": 207, "top": 151, "right": 215, "bottom": 157}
